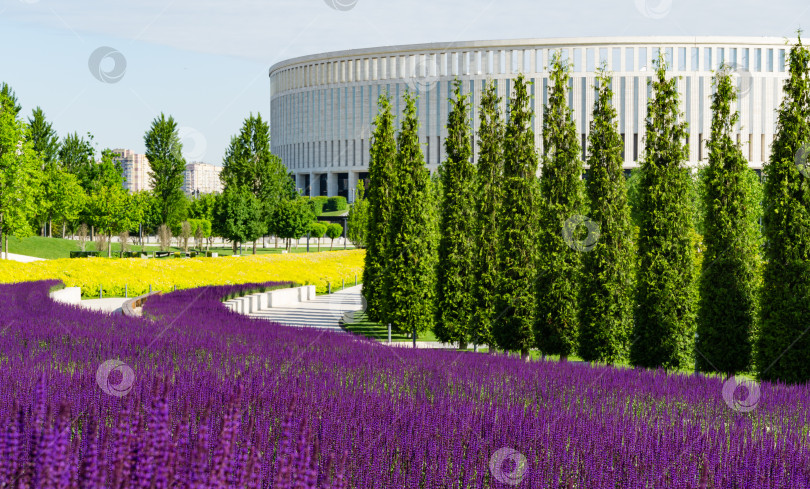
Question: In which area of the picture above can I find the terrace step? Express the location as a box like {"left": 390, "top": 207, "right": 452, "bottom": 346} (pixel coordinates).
{"left": 232, "top": 285, "right": 364, "bottom": 331}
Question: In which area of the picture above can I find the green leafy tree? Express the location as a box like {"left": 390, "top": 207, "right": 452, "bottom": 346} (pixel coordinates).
{"left": 27, "top": 107, "right": 59, "bottom": 167}
{"left": 579, "top": 69, "right": 635, "bottom": 363}
{"left": 50, "top": 169, "right": 86, "bottom": 239}
{"left": 86, "top": 150, "right": 136, "bottom": 257}
{"left": 383, "top": 91, "right": 437, "bottom": 336}
{"left": 213, "top": 186, "right": 266, "bottom": 254}
{"left": 347, "top": 181, "right": 369, "bottom": 248}
{"left": 0, "top": 90, "right": 38, "bottom": 258}
{"left": 362, "top": 94, "right": 397, "bottom": 322}
{"left": 472, "top": 81, "right": 504, "bottom": 350}
{"left": 145, "top": 113, "right": 186, "bottom": 225}
{"left": 536, "top": 53, "right": 586, "bottom": 359}
{"left": 309, "top": 222, "right": 327, "bottom": 252}
{"left": 630, "top": 55, "right": 697, "bottom": 370}
{"left": 188, "top": 192, "right": 218, "bottom": 221}
{"left": 0, "top": 83, "right": 21, "bottom": 115}
{"left": 272, "top": 197, "right": 314, "bottom": 252}
{"left": 435, "top": 80, "right": 476, "bottom": 348}
{"left": 757, "top": 37, "right": 810, "bottom": 384}
{"left": 326, "top": 223, "right": 343, "bottom": 251}
{"left": 59, "top": 132, "right": 96, "bottom": 188}
{"left": 494, "top": 75, "right": 539, "bottom": 359}
{"left": 221, "top": 113, "right": 291, "bottom": 243}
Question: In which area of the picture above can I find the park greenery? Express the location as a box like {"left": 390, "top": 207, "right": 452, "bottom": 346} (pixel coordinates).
{"left": 0, "top": 97, "right": 348, "bottom": 260}
{"left": 361, "top": 38, "right": 810, "bottom": 385}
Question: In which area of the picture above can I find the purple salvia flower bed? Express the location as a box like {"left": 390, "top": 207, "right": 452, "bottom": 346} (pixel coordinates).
{"left": 0, "top": 280, "right": 808, "bottom": 488}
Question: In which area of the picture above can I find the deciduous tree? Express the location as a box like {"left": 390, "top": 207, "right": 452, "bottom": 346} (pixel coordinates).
{"left": 145, "top": 113, "right": 186, "bottom": 226}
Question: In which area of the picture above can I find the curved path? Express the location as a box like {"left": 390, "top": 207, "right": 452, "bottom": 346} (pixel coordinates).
{"left": 246, "top": 285, "right": 459, "bottom": 349}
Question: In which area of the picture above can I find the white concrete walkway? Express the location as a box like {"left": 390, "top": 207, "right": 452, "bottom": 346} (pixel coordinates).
{"left": 78, "top": 298, "right": 129, "bottom": 314}
{"left": 248, "top": 285, "right": 363, "bottom": 330}
{"left": 2, "top": 253, "right": 45, "bottom": 263}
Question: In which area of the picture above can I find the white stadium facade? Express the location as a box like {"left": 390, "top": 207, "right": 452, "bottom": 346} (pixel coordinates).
{"left": 269, "top": 36, "right": 791, "bottom": 202}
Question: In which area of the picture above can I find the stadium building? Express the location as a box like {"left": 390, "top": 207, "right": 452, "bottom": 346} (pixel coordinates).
{"left": 269, "top": 37, "right": 791, "bottom": 202}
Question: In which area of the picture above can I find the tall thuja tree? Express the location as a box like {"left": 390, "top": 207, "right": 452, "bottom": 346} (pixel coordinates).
{"left": 536, "top": 52, "right": 585, "bottom": 359}
{"left": 435, "top": 80, "right": 476, "bottom": 348}
{"left": 472, "top": 81, "right": 505, "bottom": 350}
{"left": 494, "top": 74, "right": 539, "bottom": 359}
{"left": 757, "top": 37, "right": 810, "bottom": 384}
{"left": 383, "top": 91, "right": 437, "bottom": 336}
{"left": 579, "top": 69, "right": 634, "bottom": 363}
{"left": 630, "top": 54, "right": 697, "bottom": 370}
{"left": 362, "top": 94, "right": 397, "bottom": 322}
{"left": 145, "top": 113, "right": 186, "bottom": 226}
{"left": 696, "top": 67, "right": 759, "bottom": 376}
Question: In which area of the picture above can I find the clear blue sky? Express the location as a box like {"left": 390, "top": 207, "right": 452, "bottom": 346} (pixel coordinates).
{"left": 1, "top": 0, "right": 807, "bottom": 164}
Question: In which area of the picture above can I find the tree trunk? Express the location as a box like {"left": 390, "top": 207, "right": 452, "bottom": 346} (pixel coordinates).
{"left": 48, "top": 218, "right": 52, "bottom": 238}
{"left": 275, "top": 236, "right": 279, "bottom": 249}
{"left": 4, "top": 235, "right": 7, "bottom": 260}
{"left": 232, "top": 240, "right": 237, "bottom": 255}
{"left": 253, "top": 240, "right": 257, "bottom": 255}
{"left": 108, "top": 232, "right": 113, "bottom": 258}
{"left": 330, "top": 239, "right": 334, "bottom": 251}
{"left": 62, "top": 222, "right": 67, "bottom": 239}
{"left": 521, "top": 349, "right": 530, "bottom": 362}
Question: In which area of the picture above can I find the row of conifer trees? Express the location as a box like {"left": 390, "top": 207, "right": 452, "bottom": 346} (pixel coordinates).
{"left": 362, "top": 38, "right": 810, "bottom": 384}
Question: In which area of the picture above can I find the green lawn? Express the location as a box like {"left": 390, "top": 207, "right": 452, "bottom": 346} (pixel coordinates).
{"left": 318, "top": 210, "right": 349, "bottom": 217}
{"left": 5, "top": 236, "right": 357, "bottom": 259}
{"left": 342, "top": 311, "right": 439, "bottom": 342}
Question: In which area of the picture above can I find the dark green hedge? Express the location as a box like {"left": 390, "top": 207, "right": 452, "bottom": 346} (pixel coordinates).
{"left": 324, "top": 196, "right": 348, "bottom": 212}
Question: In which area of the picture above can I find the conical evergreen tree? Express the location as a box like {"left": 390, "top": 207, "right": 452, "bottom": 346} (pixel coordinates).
{"left": 757, "top": 37, "right": 810, "bottom": 384}
{"left": 579, "top": 68, "right": 634, "bottom": 363}
{"left": 630, "top": 55, "right": 697, "bottom": 370}
{"left": 536, "top": 52, "right": 585, "bottom": 359}
{"left": 362, "top": 94, "right": 397, "bottom": 322}
{"left": 494, "top": 74, "right": 539, "bottom": 359}
{"left": 472, "top": 81, "right": 505, "bottom": 350}
{"left": 696, "top": 67, "right": 759, "bottom": 376}
{"left": 383, "top": 91, "right": 437, "bottom": 335}
{"left": 435, "top": 80, "right": 476, "bottom": 348}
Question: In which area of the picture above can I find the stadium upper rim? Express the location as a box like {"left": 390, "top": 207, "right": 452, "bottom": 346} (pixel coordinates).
{"left": 268, "top": 35, "right": 793, "bottom": 75}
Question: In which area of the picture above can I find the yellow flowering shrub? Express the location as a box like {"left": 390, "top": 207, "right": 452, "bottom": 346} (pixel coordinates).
{"left": 0, "top": 250, "right": 365, "bottom": 298}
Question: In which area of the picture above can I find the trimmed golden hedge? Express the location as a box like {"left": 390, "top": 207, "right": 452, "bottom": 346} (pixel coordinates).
{"left": 0, "top": 250, "right": 365, "bottom": 298}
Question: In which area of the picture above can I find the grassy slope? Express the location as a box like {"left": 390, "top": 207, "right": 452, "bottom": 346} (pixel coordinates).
{"left": 343, "top": 311, "right": 439, "bottom": 342}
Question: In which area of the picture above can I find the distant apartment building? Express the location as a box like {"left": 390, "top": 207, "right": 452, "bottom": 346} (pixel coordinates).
{"left": 184, "top": 161, "right": 223, "bottom": 196}
{"left": 113, "top": 149, "right": 152, "bottom": 192}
